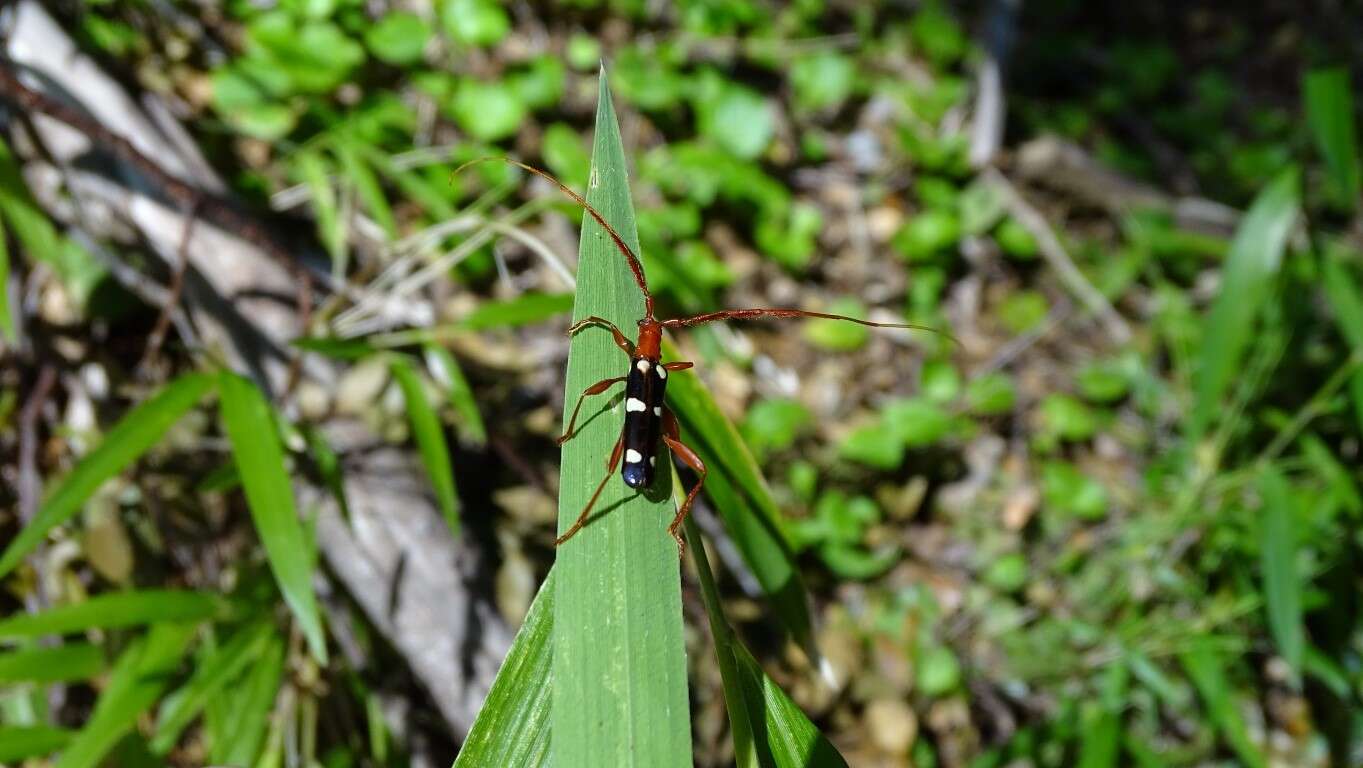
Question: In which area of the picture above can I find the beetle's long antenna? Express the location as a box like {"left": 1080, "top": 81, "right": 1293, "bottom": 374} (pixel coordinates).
{"left": 661, "top": 308, "right": 959, "bottom": 345}
{"left": 453, "top": 157, "right": 655, "bottom": 319}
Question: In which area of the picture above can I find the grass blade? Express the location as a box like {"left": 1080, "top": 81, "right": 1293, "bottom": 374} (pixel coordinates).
{"left": 0, "top": 216, "right": 12, "bottom": 341}
{"left": 0, "top": 373, "right": 216, "bottom": 579}
{"left": 218, "top": 371, "right": 328, "bottom": 664}
{"left": 54, "top": 622, "right": 198, "bottom": 768}
{"left": 391, "top": 356, "right": 461, "bottom": 536}
{"left": 0, "top": 643, "right": 104, "bottom": 683}
{"left": 1304, "top": 68, "right": 1361, "bottom": 211}
{"left": 0, "top": 726, "right": 75, "bottom": 763}
{"left": 1189, "top": 169, "right": 1298, "bottom": 440}
{"left": 731, "top": 642, "right": 848, "bottom": 768}
{"left": 424, "top": 343, "right": 488, "bottom": 445}
{"left": 1258, "top": 466, "right": 1303, "bottom": 681}
{"left": 1179, "top": 640, "right": 1266, "bottom": 768}
{"left": 552, "top": 71, "right": 691, "bottom": 767}
{"left": 151, "top": 621, "right": 274, "bottom": 754}
{"left": 1321, "top": 250, "right": 1363, "bottom": 431}
{"left": 208, "top": 630, "right": 285, "bottom": 767}
{"left": 453, "top": 570, "right": 554, "bottom": 768}
{"left": 459, "top": 291, "right": 574, "bottom": 330}
{"left": 296, "top": 149, "right": 347, "bottom": 275}
{"left": 664, "top": 343, "right": 819, "bottom": 665}
{"left": 682, "top": 511, "right": 759, "bottom": 768}
{"left": 335, "top": 137, "right": 396, "bottom": 238}
{"left": 0, "top": 590, "right": 221, "bottom": 639}
{"left": 682, "top": 493, "right": 846, "bottom": 768}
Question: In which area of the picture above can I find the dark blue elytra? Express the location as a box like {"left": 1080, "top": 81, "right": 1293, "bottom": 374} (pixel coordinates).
{"left": 620, "top": 355, "right": 667, "bottom": 488}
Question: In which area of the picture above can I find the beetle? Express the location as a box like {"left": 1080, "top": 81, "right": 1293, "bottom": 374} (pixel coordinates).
{"left": 457, "top": 159, "right": 948, "bottom": 554}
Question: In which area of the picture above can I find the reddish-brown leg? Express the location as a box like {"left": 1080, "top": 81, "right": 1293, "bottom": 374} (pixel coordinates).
{"left": 567, "top": 316, "right": 636, "bottom": 357}
{"left": 555, "top": 435, "right": 624, "bottom": 547}
{"left": 558, "top": 376, "right": 627, "bottom": 446}
{"left": 660, "top": 407, "right": 706, "bottom": 556}
{"left": 662, "top": 361, "right": 694, "bottom": 373}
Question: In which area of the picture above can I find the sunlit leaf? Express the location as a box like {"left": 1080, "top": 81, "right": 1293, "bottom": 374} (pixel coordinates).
{"left": 552, "top": 71, "right": 690, "bottom": 767}
{"left": 0, "top": 590, "right": 220, "bottom": 638}
{"left": 151, "top": 621, "right": 275, "bottom": 754}
{"left": 0, "top": 643, "right": 104, "bottom": 683}
{"left": 1258, "top": 466, "right": 1303, "bottom": 681}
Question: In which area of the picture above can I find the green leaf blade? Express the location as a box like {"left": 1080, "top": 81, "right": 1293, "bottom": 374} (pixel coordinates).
{"left": 1258, "top": 466, "right": 1304, "bottom": 680}
{"left": 552, "top": 71, "right": 691, "bottom": 768}
{"left": 0, "top": 373, "right": 215, "bottom": 579}
{"left": 1189, "top": 169, "right": 1299, "bottom": 440}
{"left": 1304, "top": 67, "right": 1361, "bottom": 211}
{"left": 392, "top": 356, "right": 461, "bottom": 536}
{"left": 54, "top": 622, "right": 198, "bottom": 768}
{"left": 0, "top": 590, "right": 220, "bottom": 639}
{"left": 0, "top": 642, "right": 104, "bottom": 683}
{"left": 218, "top": 371, "right": 328, "bottom": 664}
{"left": 1180, "top": 640, "right": 1266, "bottom": 768}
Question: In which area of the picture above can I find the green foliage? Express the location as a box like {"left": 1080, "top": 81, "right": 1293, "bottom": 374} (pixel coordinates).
{"left": 391, "top": 356, "right": 462, "bottom": 536}
{"left": 1303, "top": 68, "right": 1360, "bottom": 211}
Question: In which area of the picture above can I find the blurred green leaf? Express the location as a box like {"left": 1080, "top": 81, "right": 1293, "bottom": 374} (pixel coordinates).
{"left": 695, "top": 76, "right": 773, "bottom": 160}
{"left": 0, "top": 373, "right": 215, "bottom": 579}
{"left": 1304, "top": 68, "right": 1360, "bottom": 211}
{"left": 454, "top": 570, "right": 554, "bottom": 767}
{"left": 884, "top": 397, "right": 952, "bottom": 446}
{"left": 910, "top": 1, "right": 967, "bottom": 67}
{"left": 391, "top": 356, "right": 461, "bottom": 536}
{"left": 965, "top": 372, "right": 1016, "bottom": 415}
{"left": 424, "top": 344, "right": 488, "bottom": 445}
{"left": 207, "top": 631, "right": 284, "bottom": 767}
{"left": 334, "top": 138, "right": 396, "bottom": 239}
{"left": 0, "top": 217, "right": 11, "bottom": 341}
{"left": 1190, "top": 169, "right": 1298, "bottom": 440}
{"left": 449, "top": 79, "right": 526, "bottom": 142}
{"left": 0, "top": 726, "right": 75, "bottom": 764}
{"left": 0, "top": 590, "right": 220, "bottom": 638}
{"left": 1258, "top": 466, "right": 1303, "bottom": 681}
{"left": 1042, "top": 461, "right": 1108, "bottom": 520}
{"left": 0, "top": 137, "right": 105, "bottom": 304}
{"left": 152, "top": 621, "right": 274, "bottom": 754}
{"left": 295, "top": 149, "right": 346, "bottom": 273}
{"left": 364, "top": 12, "right": 431, "bottom": 65}
{"left": 741, "top": 398, "right": 813, "bottom": 459}
{"left": 219, "top": 371, "right": 328, "bottom": 664}
{"left": 916, "top": 645, "right": 961, "bottom": 696}
{"left": 997, "top": 290, "right": 1049, "bottom": 334}
{"left": 802, "top": 298, "right": 871, "bottom": 351}
{"left": 1321, "top": 250, "right": 1363, "bottom": 432}
{"left": 790, "top": 53, "right": 856, "bottom": 112}
{"left": 510, "top": 57, "right": 567, "bottom": 110}
{"left": 441, "top": 0, "right": 510, "bottom": 45}
{"left": 1039, "top": 394, "right": 1099, "bottom": 442}
{"left": 1076, "top": 360, "right": 1130, "bottom": 403}
{"left": 460, "top": 292, "right": 573, "bottom": 330}
{"left": 996, "top": 218, "right": 1040, "bottom": 260}
{"left": 55, "top": 622, "right": 198, "bottom": 768}
{"left": 892, "top": 209, "right": 960, "bottom": 263}
{"left": 542, "top": 122, "right": 592, "bottom": 188}
{"left": 1180, "top": 640, "right": 1266, "bottom": 768}
{"left": 838, "top": 422, "right": 904, "bottom": 470}
{"left": 0, "top": 643, "right": 104, "bottom": 683}
{"left": 920, "top": 359, "right": 961, "bottom": 402}
{"left": 818, "top": 543, "right": 899, "bottom": 580}
{"left": 552, "top": 72, "right": 690, "bottom": 767}
{"left": 983, "top": 553, "right": 1028, "bottom": 592}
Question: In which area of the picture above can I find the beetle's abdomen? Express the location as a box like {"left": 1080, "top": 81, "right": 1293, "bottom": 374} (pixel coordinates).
{"left": 621, "top": 356, "right": 666, "bottom": 488}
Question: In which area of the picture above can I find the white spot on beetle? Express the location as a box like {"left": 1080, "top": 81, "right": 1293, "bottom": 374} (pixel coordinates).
{"left": 625, "top": 449, "right": 643, "bottom": 464}
{"left": 653, "top": 406, "right": 662, "bottom": 416}
{"left": 626, "top": 398, "right": 646, "bottom": 412}
{"left": 657, "top": 366, "right": 667, "bottom": 380}
{"left": 636, "top": 359, "right": 650, "bottom": 373}
{"left": 649, "top": 456, "right": 656, "bottom": 466}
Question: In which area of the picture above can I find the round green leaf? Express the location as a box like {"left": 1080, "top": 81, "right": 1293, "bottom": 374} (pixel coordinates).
{"left": 365, "top": 12, "right": 432, "bottom": 65}
{"left": 449, "top": 80, "right": 526, "bottom": 142}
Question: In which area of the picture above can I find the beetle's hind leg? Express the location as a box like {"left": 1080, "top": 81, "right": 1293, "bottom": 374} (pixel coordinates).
{"left": 558, "top": 376, "right": 626, "bottom": 446}
{"left": 660, "top": 407, "right": 706, "bottom": 557}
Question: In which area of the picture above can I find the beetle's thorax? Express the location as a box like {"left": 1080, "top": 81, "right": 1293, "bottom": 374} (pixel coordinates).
{"left": 636, "top": 319, "right": 663, "bottom": 359}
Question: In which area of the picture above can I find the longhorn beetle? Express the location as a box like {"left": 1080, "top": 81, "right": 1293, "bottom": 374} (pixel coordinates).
{"left": 456, "top": 159, "right": 949, "bottom": 555}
